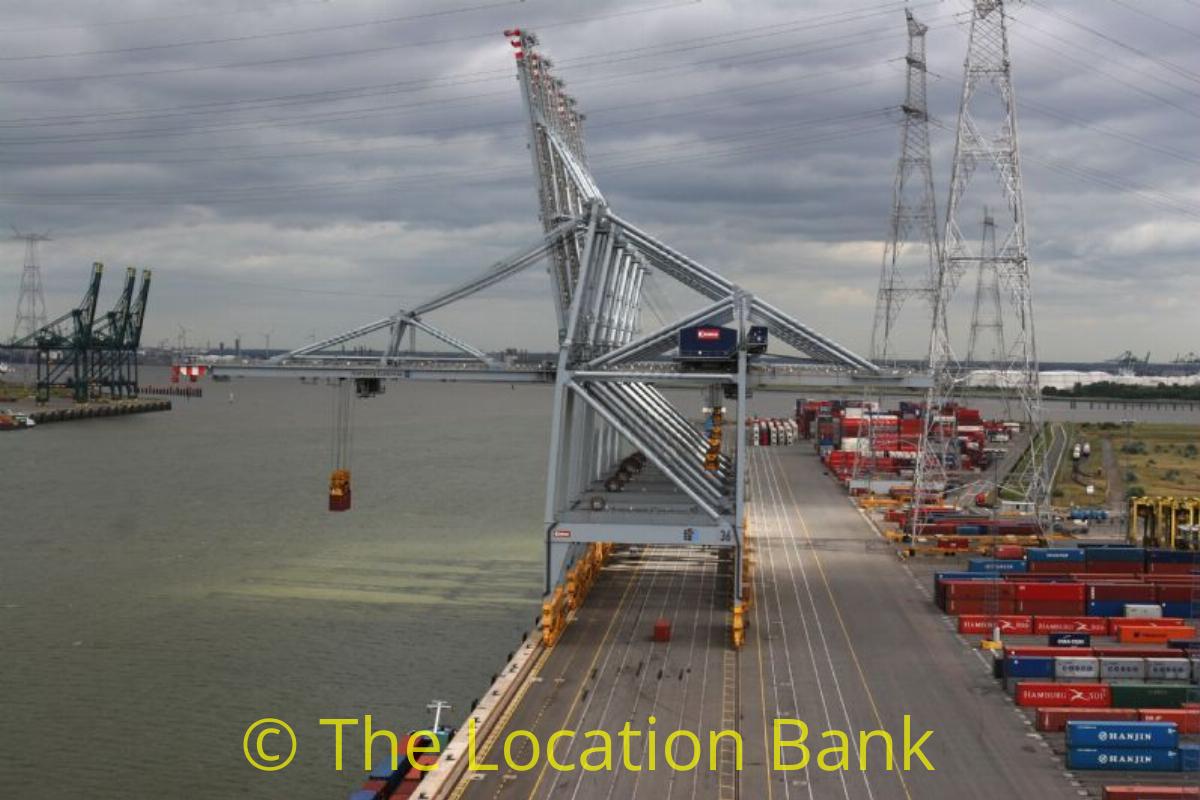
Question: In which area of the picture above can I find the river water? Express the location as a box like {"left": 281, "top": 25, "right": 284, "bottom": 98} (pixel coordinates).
{"left": 3, "top": 371, "right": 560, "bottom": 797}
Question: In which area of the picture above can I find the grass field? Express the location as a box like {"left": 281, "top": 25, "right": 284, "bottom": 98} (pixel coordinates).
{"left": 1054, "top": 422, "right": 1200, "bottom": 506}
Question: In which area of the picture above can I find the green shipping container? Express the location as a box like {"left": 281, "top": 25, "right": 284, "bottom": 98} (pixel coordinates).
{"left": 1109, "top": 683, "right": 1194, "bottom": 709}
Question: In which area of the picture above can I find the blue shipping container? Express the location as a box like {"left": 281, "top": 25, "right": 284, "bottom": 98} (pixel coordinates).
{"left": 1161, "top": 602, "right": 1194, "bottom": 619}
{"left": 1027, "top": 548, "right": 1085, "bottom": 563}
{"left": 968, "top": 558, "right": 1027, "bottom": 573}
{"left": 1005, "top": 656, "right": 1054, "bottom": 679}
{"left": 1181, "top": 743, "right": 1200, "bottom": 772}
{"left": 1085, "top": 547, "right": 1145, "bottom": 563}
{"left": 1066, "top": 747, "right": 1180, "bottom": 771}
{"left": 1066, "top": 721, "right": 1179, "bottom": 749}
{"left": 1168, "top": 640, "right": 1200, "bottom": 651}
{"left": 1087, "top": 600, "right": 1127, "bottom": 617}
{"left": 1147, "top": 549, "right": 1200, "bottom": 564}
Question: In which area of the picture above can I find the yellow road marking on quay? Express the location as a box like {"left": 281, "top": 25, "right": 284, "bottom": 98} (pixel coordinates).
{"left": 771, "top": 450, "right": 915, "bottom": 800}
{"left": 522, "top": 558, "right": 644, "bottom": 800}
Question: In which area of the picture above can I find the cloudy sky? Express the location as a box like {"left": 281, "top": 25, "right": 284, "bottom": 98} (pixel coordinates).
{"left": 0, "top": 0, "right": 1196, "bottom": 362}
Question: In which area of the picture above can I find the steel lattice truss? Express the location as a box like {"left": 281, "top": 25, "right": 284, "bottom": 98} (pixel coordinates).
{"left": 915, "top": 0, "right": 1046, "bottom": 519}
{"left": 279, "top": 30, "right": 880, "bottom": 594}
{"left": 870, "top": 10, "right": 941, "bottom": 367}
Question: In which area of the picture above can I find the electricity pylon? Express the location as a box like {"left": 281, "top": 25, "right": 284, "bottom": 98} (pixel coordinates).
{"left": 10, "top": 230, "right": 51, "bottom": 343}
{"left": 870, "top": 9, "right": 941, "bottom": 366}
{"left": 966, "top": 209, "right": 1005, "bottom": 368}
{"left": 915, "top": 0, "right": 1045, "bottom": 524}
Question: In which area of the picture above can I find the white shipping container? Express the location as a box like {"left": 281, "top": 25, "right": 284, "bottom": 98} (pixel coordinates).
{"left": 1055, "top": 656, "right": 1100, "bottom": 680}
{"left": 1100, "top": 657, "right": 1147, "bottom": 681}
{"left": 1146, "top": 658, "right": 1191, "bottom": 682}
{"left": 1125, "top": 604, "right": 1164, "bottom": 619}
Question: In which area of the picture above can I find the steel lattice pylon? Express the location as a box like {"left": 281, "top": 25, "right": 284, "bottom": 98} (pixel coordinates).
{"left": 856, "top": 10, "right": 941, "bottom": 493}
{"left": 966, "top": 209, "right": 1006, "bottom": 369}
{"left": 915, "top": 0, "right": 1045, "bottom": 525}
{"left": 870, "top": 9, "right": 941, "bottom": 367}
{"left": 10, "top": 231, "right": 51, "bottom": 343}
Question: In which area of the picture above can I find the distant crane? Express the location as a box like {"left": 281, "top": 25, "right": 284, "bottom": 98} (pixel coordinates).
{"left": 1107, "top": 350, "right": 1150, "bottom": 374}
{"left": 261, "top": 330, "right": 273, "bottom": 354}
{"left": 1173, "top": 352, "right": 1200, "bottom": 365}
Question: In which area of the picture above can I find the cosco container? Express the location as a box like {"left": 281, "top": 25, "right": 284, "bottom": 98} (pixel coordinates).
{"left": 1066, "top": 720, "right": 1178, "bottom": 749}
{"left": 1100, "top": 658, "right": 1147, "bottom": 681}
{"left": 1146, "top": 658, "right": 1192, "bottom": 682}
{"left": 1066, "top": 746, "right": 1179, "bottom": 771}
{"left": 1056, "top": 657, "right": 1100, "bottom": 680}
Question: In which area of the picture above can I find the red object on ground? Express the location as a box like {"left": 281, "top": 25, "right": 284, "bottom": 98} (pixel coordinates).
{"left": 1117, "top": 625, "right": 1196, "bottom": 644}
{"left": 1103, "top": 788, "right": 1200, "bottom": 800}
{"left": 1139, "top": 708, "right": 1200, "bottom": 734}
{"left": 994, "top": 545, "right": 1024, "bottom": 559}
{"left": 942, "top": 581, "right": 1017, "bottom": 599}
{"left": 654, "top": 618, "right": 671, "bottom": 642}
{"left": 1016, "top": 682, "right": 1111, "bottom": 708}
{"left": 1150, "top": 563, "right": 1199, "bottom": 575}
{"left": 1028, "top": 561, "right": 1077, "bottom": 574}
{"left": 957, "top": 615, "right": 1032, "bottom": 635}
{"left": 1034, "top": 616, "right": 1109, "bottom": 634}
{"left": 1036, "top": 707, "right": 1137, "bottom": 732}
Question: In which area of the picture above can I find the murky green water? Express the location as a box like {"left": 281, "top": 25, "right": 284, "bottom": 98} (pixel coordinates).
{"left": 2, "top": 371, "right": 553, "bottom": 797}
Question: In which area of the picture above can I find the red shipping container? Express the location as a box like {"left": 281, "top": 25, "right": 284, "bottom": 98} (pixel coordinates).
{"left": 945, "top": 598, "right": 1017, "bottom": 615}
{"left": 1150, "top": 562, "right": 1199, "bottom": 575}
{"left": 1015, "top": 600, "right": 1086, "bottom": 616}
{"left": 1139, "top": 708, "right": 1200, "bottom": 734}
{"left": 943, "top": 581, "right": 1017, "bottom": 600}
{"left": 1036, "top": 707, "right": 1138, "bottom": 732}
{"left": 994, "top": 545, "right": 1024, "bottom": 560}
{"left": 1104, "top": 788, "right": 1200, "bottom": 800}
{"left": 1158, "top": 584, "right": 1199, "bottom": 601}
{"left": 1085, "top": 562, "right": 1144, "bottom": 574}
{"left": 1016, "top": 682, "right": 1111, "bottom": 708}
{"left": 1017, "top": 582, "right": 1086, "bottom": 600}
{"left": 957, "top": 614, "right": 1033, "bottom": 635}
{"left": 1034, "top": 616, "right": 1109, "bottom": 634}
{"left": 1005, "top": 646, "right": 1094, "bottom": 658}
{"left": 1089, "top": 584, "right": 1157, "bottom": 602}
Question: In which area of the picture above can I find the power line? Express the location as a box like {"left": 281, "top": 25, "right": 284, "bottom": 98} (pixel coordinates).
{"left": 1104, "top": 0, "right": 1200, "bottom": 42}
{"left": 0, "top": 0, "right": 344, "bottom": 35}
{"left": 0, "top": 1, "right": 527, "bottom": 62}
{"left": 0, "top": 0, "right": 703, "bottom": 85}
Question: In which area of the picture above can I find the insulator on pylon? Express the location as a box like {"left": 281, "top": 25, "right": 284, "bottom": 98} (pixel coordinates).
{"left": 503, "top": 28, "right": 521, "bottom": 37}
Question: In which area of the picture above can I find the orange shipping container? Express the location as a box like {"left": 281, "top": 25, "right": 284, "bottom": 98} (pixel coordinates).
{"left": 1117, "top": 624, "right": 1196, "bottom": 644}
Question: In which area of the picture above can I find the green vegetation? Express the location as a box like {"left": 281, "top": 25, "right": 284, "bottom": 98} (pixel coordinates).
{"left": 1108, "top": 424, "right": 1200, "bottom": 498}
{"left": 1044, "top": 382, "right": 1200, "bottom": 401}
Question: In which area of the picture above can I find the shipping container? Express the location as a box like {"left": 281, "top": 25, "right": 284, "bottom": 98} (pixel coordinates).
{"left": 957, "top": 615, "right": 1032, "bottom": 635}
{"left": 1036, "top": 707, "right": 1137, "bottom": 732}
{"left": 1140, "top": 708, "right": 1200, "bottom": 734}
{"left": 1110, "top": 683, "right": 1194, "bottom": 709}
{"left": 1146, "top": 658, "right": 1191, "bottom": 682}
{"left": 1006, "top": 655, "right": 1055, "bottom": 679}
{"left": 1066, "top": 720, "right": 1178, "bottom": 749}
{"left": 1067, "top": 746, "right": 1179, "bottom": 771}
{"left": 1119, "top": 625, "right": 1197, "bottom": 644}
{"left": 1090, "top": 584, "right": 1157, "bottom": 602}
{"left": 1181, "top": 742, "right": 1200, "bottom": 772}
{"left": 1036, "top": 616, "right": 1109, "bottom": 635}
{"left": 1089, "top": 600, "right": 1130, "bottom": 618}
{"left": 1127, "top": 603, "right": 1165, "bottom": 619}
{"left": 1102, "top": 787, "right": 1200, "bottom": 800}
{"left": 968, "top": 558, "right": 1027, "bottom": 573}
{"left": 1101, "top": 658, "right": 1148, "bottom": 682}
{"left": 1016, "top": 681, "right": 1111, "bottom": 708}
{"left": 1028, "top": 548, "right": 1085, "bottom": 563}
{"left": 1057, "top": 656, "right": 1101, "bottom": 680}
